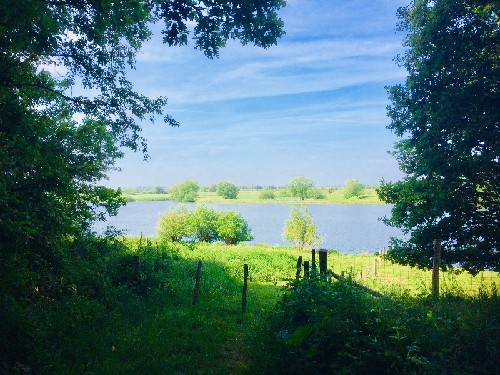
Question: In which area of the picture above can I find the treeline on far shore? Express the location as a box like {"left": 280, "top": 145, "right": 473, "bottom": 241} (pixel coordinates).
{"left": 121, "top": 177, "right": 384, "bottom": 204}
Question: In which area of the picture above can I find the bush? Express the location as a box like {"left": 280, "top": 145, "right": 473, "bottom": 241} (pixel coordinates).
{"left": 216, "top": 211, "right": 253, "bottom": 245}
{"left": 254, "top": 279, "right": 500, "bottom": 374}
{"left": 308, "top": 187, "right": 326, "bottom": 199}
{"left": 157, "top": 206, "right": 193, "bottom": 242}
{"left": 259, "top": 189, "right": 276, "bottom": 200}
{"left": 283, "top": 206, "right": 321, "bottom": 250}
{"left": 343, "top": 179, "right": 364, "bottom": 199}
{"left": 170, "top": 179, "right": 200, "bottom": 202}
{"left": 189, "top": 205, "right": 219, "bottom": 243}
{"left": 156, "top": 206, "right": 254, "bottom": 245}
{"left": 216, "top": 181, "right": 239, "bottom": 199}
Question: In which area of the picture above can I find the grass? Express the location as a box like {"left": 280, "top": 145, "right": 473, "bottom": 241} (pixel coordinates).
{"left": 125, "top": 188, "right": 384, "bottom": 204}
{"left": 6, "top": 239, "right": 498, "bottom": 374}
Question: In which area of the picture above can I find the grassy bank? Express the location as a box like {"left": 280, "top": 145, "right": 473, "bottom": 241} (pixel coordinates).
{"left": 125, "top": 187, "right": 383, "bottom": 204}
{"left": 5, "top": 240, "right": 498, "bottom": 374}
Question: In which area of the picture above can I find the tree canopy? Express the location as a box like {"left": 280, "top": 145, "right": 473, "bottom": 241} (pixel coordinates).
{"left": 217, "top": 181, "right": 239, "bottom": 199}
{"left": 283, "top": 206, "right": 321, "bottom": 250}
{"left": 0, "top": 0, "right": 285, "bottom": 253}
{"left": 287, "top": 176, "right": 315, "bottom": 200}
{"left": 170, "top": 179, "right": 200, "bottom": 202}
{"left": 377, "top": 0, "right": 499, "bottom": 274}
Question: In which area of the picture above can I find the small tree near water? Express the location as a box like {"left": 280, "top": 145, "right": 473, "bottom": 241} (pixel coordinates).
{"left": 283, "top": 206, "right": 321, "bottom": 250}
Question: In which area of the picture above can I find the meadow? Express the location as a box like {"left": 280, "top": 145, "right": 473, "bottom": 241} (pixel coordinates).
{"left": 9, "top": 238, "right": 498, "bottom": 374}
{"left": 124, "top": 187, "right": 383, "bottom": 204}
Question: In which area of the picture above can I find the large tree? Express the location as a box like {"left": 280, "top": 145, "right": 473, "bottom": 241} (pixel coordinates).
{"left": 377, "top": 0, "right": 499, "bottom": 274}
{"left": 0, "top": 1, "right": 284, "bottom": 247}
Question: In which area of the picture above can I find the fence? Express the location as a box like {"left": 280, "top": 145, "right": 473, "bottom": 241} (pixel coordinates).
{"left": 296, "top": 248, "right": 499, "bottom": 296}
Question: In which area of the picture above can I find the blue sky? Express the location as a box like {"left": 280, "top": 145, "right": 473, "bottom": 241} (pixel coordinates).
{"left": 106, "top": 0, "right": 410, "bottom": 188}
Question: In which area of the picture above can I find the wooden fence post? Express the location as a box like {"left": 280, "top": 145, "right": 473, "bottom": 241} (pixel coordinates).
{"left": 304, "top": 261, "right": 310, "bottom": 279}
{"left": 319, "top": 249, "right": 328, "bottom": 275}
{"left": 242, "top": 264, "right": 249, "bottom": 313}
{"left": 311, "top": 249, "right": 316, "bottom": 273}
{"left": 193, "top": 260, "right": 203, "bottom": 305}
{"left": 296, "top": 256, "right": 303, "bottom": 279}
{"left": 432, "top": 239, "right": 441, "bottom": 297}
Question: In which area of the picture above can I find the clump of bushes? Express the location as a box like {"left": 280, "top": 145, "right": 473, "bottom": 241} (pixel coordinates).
{"left": 259, "top": 189, "right": 276, "bottom": 200}
{"left": 253, "top": 278, "right": 500, "bottom": 374}
{"left": 157, "top": 205, "right": 253, "bottom": 245}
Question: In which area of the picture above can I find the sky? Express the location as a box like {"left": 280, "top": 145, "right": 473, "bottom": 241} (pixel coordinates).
{"left": 105, "top": 0, "right": 410, "bottom": 188}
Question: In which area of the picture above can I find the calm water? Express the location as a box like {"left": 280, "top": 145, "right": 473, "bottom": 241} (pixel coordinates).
{"left": 95, "top": 202, "right": 402, "bottom": 253}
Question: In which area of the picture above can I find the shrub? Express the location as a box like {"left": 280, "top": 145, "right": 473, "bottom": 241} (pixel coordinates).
{"left": 259, "top": 189, "right": 276, "bottom": 200}
{"left": 283, "top": 206, "right": 321, "bottom": 250}
{"left": 343, "top": 179, "right": 364, "bottom": 199}
{"left": 216, "top": 181, "right": 239, "bottom": 199}
{"left": 157, "top": 206, "right": 193, "bottom": 242}
{"left": 189, "top": 205, "right": 219, "bottom": 243}
{"left": 216, "top": 211, "right": 253, "bottom": 245}
{"left": 308, "top": 187, "right": 326, "bottom": 199}
{"left": 170, "top": 179, "right": 200, "bottom": 202}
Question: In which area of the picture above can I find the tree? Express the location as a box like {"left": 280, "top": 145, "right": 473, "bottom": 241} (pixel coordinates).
{"left": 287, "top": 176, "right": 315, "bottom": 200}
{"left": 189, "top": 205, "right": 219, "bottom": 243}
{"left": 283, "top": 206, "right": 321, "bottom": 250}
{"left": 170, "top": 180, "right": 200, "bottom": 202}
{"left": 377, "top": 0, "right": 500, "bottom": 274}
{"left": 157, "top": 206, "right": 193, "bottom": 242}
{"left": 1, "top": 0, "right": 285, "bottom": 254}
{"left": 216, "top": 211, "right": 253, "bottom": 245}
{"left": 216, "top": 181, "right": 239, "bottom": 199}
{"left": 1, "top": 2, "right": 285, "bottom": 368}
{"left": 343, "top": 180, "right": 364, "bottom": 199}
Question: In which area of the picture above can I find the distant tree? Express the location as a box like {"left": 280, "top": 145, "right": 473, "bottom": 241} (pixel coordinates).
{"left": 309, "top": 187, "right": 327, "bottom": 200}
{"left": 157, "top": 206, "right": 192, "bottom": 242}
{"left": 216, "top": 181, "right": 239, "bottom": 199}
{"left": 283, "top": 207, "right": 321, "bottom": 250}
{"left": 216, "top": 211, "right": 253, "bottom": 245}
{"left": 377, "top": 0, "right": 500, "bottom": 274}
{"left": 343, "top": 180, "right": 364, "bottom": 199}
{"left": 288, "top": 176, "right": 315, "bottom": 200}
{"left": 170, "top": 180, "right": 200, "bottom": 202}
{"left": 259, "top": 189, "right": 276, "bottom": 200}
{"left": 154, "top": 186, "right": 166, "bottom": 194}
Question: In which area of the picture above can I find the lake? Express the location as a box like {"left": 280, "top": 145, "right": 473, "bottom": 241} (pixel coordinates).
{"left": 95, "top": 202, "right": 402, "bottom": 253}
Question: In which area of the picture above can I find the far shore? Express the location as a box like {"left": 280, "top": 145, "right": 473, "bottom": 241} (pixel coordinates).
{"left": 123, "top": 187, "right": 385, "bottom": 204}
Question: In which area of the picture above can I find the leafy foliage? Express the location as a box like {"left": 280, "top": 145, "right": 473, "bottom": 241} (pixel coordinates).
{"left": 343, "top": 179, "right": 364, "bottom": 199}
{"left": 287, "top": 176, "right": 315, "bottom": 200}
{"left": 1, "top": 1, "right": 285, "bottom": 370}
{"left": 216, "top": 180, "right": 239, "bottom": 199}
{"left": 157, "top": 205, "right": 193, "bottom": 242}
{"left": 157, "top": 205, "right": 253, "bottom": 245}
{"left": 170, "top": 179, "right": 200, "bottom": 202}
{"left": 255, "top": 278, "right": 500, "bottom": 374}
{"left": 216, "top": 211, "right": 253, "bottom": 245}
{"left": 377, "top": 0, "right": 500, "bottom": 273}
{"left": 283, "top": 206, "right": 321, "bottom": 250}
{"left": 259, "top": 189, "right": 276, "bottom": 199}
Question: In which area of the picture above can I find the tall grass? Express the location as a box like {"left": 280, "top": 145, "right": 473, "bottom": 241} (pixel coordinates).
{"left": 3, "top": 238, "right": 498, "bottom": 374}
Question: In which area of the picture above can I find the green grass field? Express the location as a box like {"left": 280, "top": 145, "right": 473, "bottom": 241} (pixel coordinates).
{"left": 125, "top": 187, "right": 384, "bottom": 204}
{"left": 12, "top": 240, "right": 498, "bottom": 374}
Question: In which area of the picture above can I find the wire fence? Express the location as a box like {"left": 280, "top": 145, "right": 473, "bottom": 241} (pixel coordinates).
{"left": 321, "top": 250, "right": 499, "bottom": 296}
